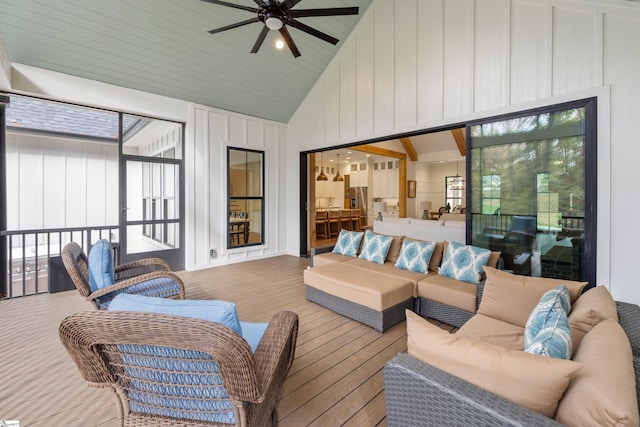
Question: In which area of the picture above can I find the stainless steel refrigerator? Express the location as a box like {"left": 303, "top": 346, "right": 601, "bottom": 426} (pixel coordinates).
{"left": 347, "top": 187, "right": 368, "bottom": 228}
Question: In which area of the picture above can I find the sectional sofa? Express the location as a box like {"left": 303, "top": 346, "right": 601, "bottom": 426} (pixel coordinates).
{"left": 304, "top": 219, "right": 499, "bottom": 332}
{"left": 384, "top": 270, "right": 640, "bottom": 427}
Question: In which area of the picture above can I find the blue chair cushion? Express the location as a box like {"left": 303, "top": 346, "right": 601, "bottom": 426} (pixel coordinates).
{"left": 88, "top": 239, "right": 114, "bottom": 292}
{"left": 109, "top": 293, "right": 243, "bottom": 335}
{"left": 358, "top": 231, "right": 394, "bottom": 264}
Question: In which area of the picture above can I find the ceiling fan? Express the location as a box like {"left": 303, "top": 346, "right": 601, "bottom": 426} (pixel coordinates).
{"left": 200, "top": 0, "right": 359, "bottom": 57}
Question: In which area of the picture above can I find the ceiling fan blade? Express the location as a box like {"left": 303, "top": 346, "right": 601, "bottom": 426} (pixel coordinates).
{"left": 199, "top": 0, "right": 258, "bottom": 13}
{"left": 288, "top": 19, "right": 339, "bottom": 45}
{"left": 284, "top": 0, "right": 303, "bottom": 9}
{"left": 279, "top": 26, "right": 301, "bottom": 57}
{"left": 290, "top": 7, "right": 360, "bottom": 18}
{"left": 208, "top": 17, "right": 260, "bottom": 34}
{"left": 251, "top": 26, "right": 270, "bottom": 53}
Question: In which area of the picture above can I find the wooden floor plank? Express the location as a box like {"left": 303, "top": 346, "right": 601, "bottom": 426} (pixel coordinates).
{"left": 0, "top": 255, "right": 455, "bottom": 426}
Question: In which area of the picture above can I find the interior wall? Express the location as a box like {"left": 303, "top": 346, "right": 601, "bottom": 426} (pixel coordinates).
{"left": 287, "top": 0, "right": 640, "bottom": 304}
{"left": 188, "top": 105, "right": 287, "bottom": 270}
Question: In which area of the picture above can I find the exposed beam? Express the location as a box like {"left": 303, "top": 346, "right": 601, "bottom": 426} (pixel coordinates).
{"left": 399, "top": 137, "right": 418, "bottom": 162}
{"left": 451, "top": 128, "right": 466, "bottom": 156}
{"left": 351, "top": 145, "right": 406, "bottom": 159}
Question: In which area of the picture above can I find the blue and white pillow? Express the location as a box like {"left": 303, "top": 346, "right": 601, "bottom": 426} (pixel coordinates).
{"left": 438, "top": 241, "right": 491, "bottom": 284}
{"left": 394, "top": 240, "right": 436, "bottom": 273}
{"left": 88, "top": 239, "right": 115, "bottom": 291}
{"left": 358, "top": 231, "right": 394, "bottom": 264}
{"left": 525, "top": 308, "right": 573, "bottom": 359}
{"left": 524, "top": 285, "right": 572, "bottom": 359}
{"left": 332, "top": 230, "right": 364, "bottom": 257}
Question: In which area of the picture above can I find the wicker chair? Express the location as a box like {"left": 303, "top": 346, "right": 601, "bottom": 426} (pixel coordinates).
{"left": 62, "top": 241, "right": 185, "bottom": 309}
{"left": 59, "top": 309, "right": 299, "bottom": 426}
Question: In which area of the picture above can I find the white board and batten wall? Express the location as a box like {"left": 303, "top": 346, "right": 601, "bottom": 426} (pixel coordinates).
{"left": 287, "top": 0, "right": 640, "bottom": 304}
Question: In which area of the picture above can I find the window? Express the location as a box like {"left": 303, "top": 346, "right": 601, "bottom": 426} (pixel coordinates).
{"left": 469, "top": 99, "right": 596, "bottom": 285}
{"left": 227, "top": 147, "right": 264, "bottom": 248}
{"left": 445, "top": 176, "right": 464, "bottom": 211}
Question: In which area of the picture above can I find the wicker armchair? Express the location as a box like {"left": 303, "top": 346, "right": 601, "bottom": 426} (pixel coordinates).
{"left": 62, "top": 241, "right": 185, "bottom": 309}
{"left": 59, "top": 309, "right": 299, "bottom": 426}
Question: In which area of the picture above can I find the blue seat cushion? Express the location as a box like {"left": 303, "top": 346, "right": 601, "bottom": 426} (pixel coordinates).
{"left": 88, "top": 239, "right": 114, "bottom": 292}
{"left": 109, "top": 293, "right": 243, "bottom": 335}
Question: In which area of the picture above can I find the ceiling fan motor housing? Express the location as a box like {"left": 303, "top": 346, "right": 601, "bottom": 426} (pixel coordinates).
{"left": 261, "top": 5, "right": 290, "bottom": 30}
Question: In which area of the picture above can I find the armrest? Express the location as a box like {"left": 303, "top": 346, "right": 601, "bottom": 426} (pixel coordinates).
{"left": 384, "top": 353, "right": 562, "bottom": 427}
{"left": 309, "top": 245, "right": 335, "bottom": 267}
{"left": 115, "top": 258, "right": 171, "bottom": 280}
{"left": 88, "top": 271, "right": 185, "bottom": 300}
{"left": 617, "top": 301, "right": 640, "bottom": 357}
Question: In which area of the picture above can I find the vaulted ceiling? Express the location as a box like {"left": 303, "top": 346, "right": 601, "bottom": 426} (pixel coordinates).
{"left": 0, "top": 0, "right": 373, "bottom": 123}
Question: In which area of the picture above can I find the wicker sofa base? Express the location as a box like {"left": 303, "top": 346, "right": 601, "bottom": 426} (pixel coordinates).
{"left": 416, "top": 297, "right": 475, "bottom": 328}
{"left": 306, "top": 285, "right": 413, "bottom": 333}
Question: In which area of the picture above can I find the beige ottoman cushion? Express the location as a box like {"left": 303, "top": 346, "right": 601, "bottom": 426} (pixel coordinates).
{"left": 304, "top": 264, "right": 413, "bottom": 312}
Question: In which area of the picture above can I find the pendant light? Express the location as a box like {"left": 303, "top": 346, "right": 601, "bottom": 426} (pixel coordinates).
{"left": 333, "top": 153, "right": 344, "bottom": 182}
{"left": 317, "top": 152, "right": 328, "bottom": 181}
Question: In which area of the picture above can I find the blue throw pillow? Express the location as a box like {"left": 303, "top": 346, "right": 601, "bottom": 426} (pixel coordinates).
{"left": 524, "top": 285, "right": 572, "bottom": 359}
{"left": 438, "top": 241, "right": 491, "bottom": 284}
{"left": 358, "top": 231, "right": 394, "bottom": 264}
{"left": 109, "top": 293, "right": 243, "bottom": 335}
{"left": 394, "top": 240, "right": 436, "bottom": 274}
{"left": 332, "top": 230, "right": 364, "bottom": 257}
{"left": 88, "top": 239, "right": 114, "bottom": 292}
{"left": 525, "top": 308, "right": 573, "bottom": 359}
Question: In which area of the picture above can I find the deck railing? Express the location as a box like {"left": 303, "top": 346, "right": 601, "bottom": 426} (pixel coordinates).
{"left": 1, "top": 226, "right": 118, "bottom": 299}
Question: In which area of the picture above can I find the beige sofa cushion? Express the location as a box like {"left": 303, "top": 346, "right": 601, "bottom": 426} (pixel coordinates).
{"left": 406, "top": 310, "right": 581, "bottom": 418}
{"left": 456, "top": 313, "right": 524, "bottom": 350}
{"left": 478, "top": 267, "right": 587, "bottom": 327}
{"left": 417, "top": 275, "right": 477, "bottom": 313}
{"left": 312, "top": 252, "right": 354, "bottom": 267}
{"left": 384, "top": 233, "right": 404, "bottom": 263}
{"left": 303, "top": 264, "right": 413, "bottom": 311}
{"left": 555, "top": 319, "right": 639, "bottom": 427}
{"left": 568, "top": 285, "right": 618, "bottom": 351}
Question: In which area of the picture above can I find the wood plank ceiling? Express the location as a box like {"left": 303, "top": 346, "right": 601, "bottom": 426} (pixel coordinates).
{"left": 0, "top": 0, "right": 373, "bottom": 123}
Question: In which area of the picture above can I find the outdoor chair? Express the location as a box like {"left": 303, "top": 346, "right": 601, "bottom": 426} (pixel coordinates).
{"left": 485, "top": 215, "right": 537, "bottom": 274}
{"left": 59, "top": 309, "right": 299, "bottom": 426}
{"left": 62, "top": 241, "right": 185, "bottom": 309}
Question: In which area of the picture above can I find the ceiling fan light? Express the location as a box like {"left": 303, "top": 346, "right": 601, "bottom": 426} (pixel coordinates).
{"left": 266, "top": 16, "right": 283, "bottom": 30}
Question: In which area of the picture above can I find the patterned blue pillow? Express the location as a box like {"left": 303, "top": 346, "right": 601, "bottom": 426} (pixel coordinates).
{"left": 438, "top": 241, "right": 491, "bottom": 284}
{"left": 524, "top": 285, "right": 572, "bottom": 359}
{"left": 394, "top": 240, "right": 436, "bottom": 273}
{"left": 358, "top": 231, "right": 394, "bottom": 264}
{"left": 525, "top": 308, "right": 573, "bottom": 359}
{"left": 332, "top": 230, "right": 364, "bottom": 257}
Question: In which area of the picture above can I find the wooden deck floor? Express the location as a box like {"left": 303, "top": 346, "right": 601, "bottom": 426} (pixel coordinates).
{"left": 0, "top": 255, "right": 454, "bottom": 426}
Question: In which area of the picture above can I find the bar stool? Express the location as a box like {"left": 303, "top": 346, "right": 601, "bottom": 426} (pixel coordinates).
{"left": 327, "top": 210, "right": 341, "bottom": 238}
{"left": 350, "top": 209, "right": 361, "bottom": 231}
{"left": 315, "top": 211, "right": 329, "bottom": 239}
{"left": 340, "top": 209, "right": 352, "bottom": 231}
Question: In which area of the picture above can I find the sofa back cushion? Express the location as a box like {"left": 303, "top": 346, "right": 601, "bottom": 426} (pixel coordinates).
{"left": 555, "top": 319, "right": 639, "bottom": 427}
{"left": 567, "top": 285, "right": 618, "bottom": 351}
{"left": 478, "top": 267, "right": 587, "bottom": 328}
{"left": 385, "top": 234, "right": 405, "bottom": 263}
{"left": 406, "top": 310, "right": 581, "bottom": 418}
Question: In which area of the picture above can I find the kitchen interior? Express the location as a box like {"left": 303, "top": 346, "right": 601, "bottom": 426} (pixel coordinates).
{"left": 310, "top": 128, "right": 467, "bottom": 247}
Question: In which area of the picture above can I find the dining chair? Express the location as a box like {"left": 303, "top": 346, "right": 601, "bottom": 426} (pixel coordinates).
{"left": 327, "top": 210, "right": 342, "bottom": 238}
{"left": 340, "top": 209, "right": 352, "bottom": 231}
{"left": 315, "top": 211, "right": 329, "bottom": 239}
{"left": 350, "top": 209, "right": 361, "bottom": 231}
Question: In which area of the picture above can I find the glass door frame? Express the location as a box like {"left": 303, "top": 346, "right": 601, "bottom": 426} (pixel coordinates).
{"left": 119, "top": 119, "right": 185, "bottom": 270}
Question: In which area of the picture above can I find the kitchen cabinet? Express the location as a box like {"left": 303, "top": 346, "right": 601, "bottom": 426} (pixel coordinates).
{"left": 372, "top": 160, "right": 399, "bottom": 198}
{"left": 349, "top": 162, "right": 368, "bottom": 187}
